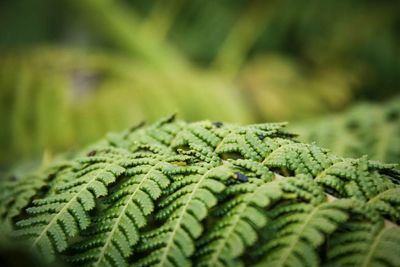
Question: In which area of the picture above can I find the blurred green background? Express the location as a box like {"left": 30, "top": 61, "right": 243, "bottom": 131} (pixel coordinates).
{"left": 0, "top": 0, "right": 399, "bottom": 171}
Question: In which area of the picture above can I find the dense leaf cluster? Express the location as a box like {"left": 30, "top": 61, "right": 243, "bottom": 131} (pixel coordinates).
{"left": 1, "top": 116, "right": 399, "bottom": 267}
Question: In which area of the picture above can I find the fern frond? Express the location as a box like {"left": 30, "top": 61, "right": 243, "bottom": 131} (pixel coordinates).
{"left": 0, "top": 174, "right": 46, "bottom": 230}
{"left": 367, "top": 188, "right": 400, "bottom": 223}
{"left": 3, "top": 118, "right": 398, "bottom": 266}
{"left": 14, "top": 153, "right": 126, "bottom": 261}
{"left": 312, "top": 157, "right": 400, "bottom": 221}
{"left": 67, "top": 155, "right": 176, "bottom": 267}
{"left": 194, "top": 178, "right": 282, "bottom": 267}
{"left": 292, "top": 98, "right": 400, "bottom": 163}
{"left": 326, "top": 219, "right": 400, "bottom": 267}
{"left": 251, "top": 178, "right": 353, "bottom": 267}
{"left": 0, "top": 161, "right": 73, "bottom": 230}
{"left": 132, "top": 165, "right": 233, "bottom": 267}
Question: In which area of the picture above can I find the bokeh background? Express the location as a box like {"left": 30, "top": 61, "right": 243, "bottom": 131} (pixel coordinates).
{"left": 0, "top": 0, "right": 399, "bottom": 172}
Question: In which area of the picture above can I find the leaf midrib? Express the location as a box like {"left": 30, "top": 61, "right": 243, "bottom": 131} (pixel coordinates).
{"left": 157, "top": 167, "right": 215, "bottom": 267}
{"left": 32, "top": 169, "right": 110, "bottom": 250}
{"left": 94, "top": 163, "right": 162, "bottom": 267}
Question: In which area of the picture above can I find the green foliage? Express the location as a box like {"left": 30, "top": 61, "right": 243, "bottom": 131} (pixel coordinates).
{"left": 326, "top": 219, "right": 400, "bottom": 267}
{"left": 0, "top": 47, "right": 357, "bottom": 167}
{"left": 194, "top": 177, "right": 282, "bottom": 267}
{"left": 0, "top": 160, "right": 72, "bottom": 231}
{"left": 238, "top": 55, "right": 357, "bottom": 121}
{"left": 253, "top": 198, "right": 353, "bottom": 267}
{"left": 1, "top": 116, "right": 399, "bottom": 266}
{"left": 167, "top": 0, "right": 400, "bottom": 97}
{"left": 1, "top": 1, "right": 399, "bottom": 265}
{"left": 292, "top": 98, "right": 400, "bottom": 163}
{"left": 0, "top": 48, "right": 251, "bottom": 165}
{"left": 13, "top": 150, "right": 126, "bottom": 260}
{"left": 2, "top": 0, "right": 399, "bottom": 168}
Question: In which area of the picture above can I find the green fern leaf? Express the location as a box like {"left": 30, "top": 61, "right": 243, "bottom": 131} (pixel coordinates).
{"left": 249, "top": 176, "right": 354, "bottom": 267}
{"left": 326, "top": 220, "right": 400, "bottom": 267}
{"left": 367, "top": 188, "right": 400, "bottom": 222}
{"left": 14, "top": 157, "right": 125, "bottom": 261}
{"left": 194, "top": 178, "right": 282, "bottom": 267}
{"left": 67, "top": 156, "right": 177, "bottom": 267}
{"left": 253, "top": 199, "right": 353, "bottom": 267}
{"left": 132, "top": 165, "right": 233, "bottom": 267}
{"left": 2, "top": 117, "right": 398, "bottom": 266}
{"left": 292, "top": 98, "right": 400, "bottom": 163}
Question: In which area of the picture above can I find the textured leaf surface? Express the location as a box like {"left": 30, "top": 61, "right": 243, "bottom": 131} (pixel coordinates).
{"left": 1, "top": 117, "right": 398, "bottom": 266}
